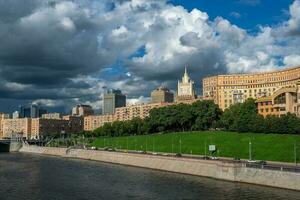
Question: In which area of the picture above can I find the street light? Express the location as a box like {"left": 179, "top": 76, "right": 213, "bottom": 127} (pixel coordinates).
{"left": 249, "top": 140, "right": 252, "bottom": 161}
{"left": 172, "top": 136, "right": 174, "bottom": 154}
{"left": 179, "top": 136, "right": 182, "bottom": 154}
{"left": 294, "top": 143, "right": 297, "bottom": 166}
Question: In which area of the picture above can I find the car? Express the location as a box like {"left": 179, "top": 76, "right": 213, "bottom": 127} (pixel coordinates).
{"left": 107, "top": 148, "right": 116, "bottom": 152}
{"left": 91, "top": 146, "right": 96, "bottom": 150}
{"left": 257, "top": 160, "right": 267, "bottom": 165}
{"left": 175, "top": 153, "right": 182, "bottom": 157}
{"left": 233, "top": 157, "right": 241, "bottom": 162}
{"left": 152, "top": 152, "right": 158, "bottom": 155}
{"left": 210, "top": 156, "right": 219, "bottom": 160}
{"left": 247, "top": 160, "right": 257, "bottom": 163}
{"left": 203, "top": 156, "right": 210, "bottom": 160}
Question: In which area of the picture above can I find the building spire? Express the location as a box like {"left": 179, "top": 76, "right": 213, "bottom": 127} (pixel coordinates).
{"left": 184, "top": 65, "right": 187, "bottom": 76}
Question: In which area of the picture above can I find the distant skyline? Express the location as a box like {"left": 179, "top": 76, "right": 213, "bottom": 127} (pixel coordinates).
{"left": 0, "top": 0, "right": 300, "bottom": 113}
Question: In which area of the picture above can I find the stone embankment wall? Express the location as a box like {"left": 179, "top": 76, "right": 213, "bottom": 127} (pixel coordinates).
{"left": 19, "top": 146, "right": 300, "bottom": 191}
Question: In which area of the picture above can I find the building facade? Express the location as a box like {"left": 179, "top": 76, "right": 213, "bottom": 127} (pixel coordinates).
{"left": 203, "top": 66, "right": 300, "bottom": 110}
{"left": 151, "top": 86, "right": 174, "bottom": 103}
{"left": 103, "top": 89, "right": 126, "bottom": 114}
{"left": 0, "top": 113, "right": 10, "bottom": 139}
{"left": 114, "top": 102, "right": 175, "bottom": 122}
{"left": 42, "top": 113, "right": 62, "bottom": 119}
{"left": 256, "top": 84, "right": 300, "bottom": 117}
{"left": 84, "top": 114, "right": 114, "bottom": 131}
{"left": 2, "top": 116, "right": 84, "bottom": 139}
{"left": 2, "top": 118, "right": 32, "bottom": 139}
{"left": 84, "top": 102, "right": 176, "bottom": 131}
{"left": 72, "top": 104, "right": 94, "bottom": 116}
{"left": 177, "top": 67, "right": 196, "bottom": 102}
{"left": 62, "top": 115, "right": 84, "bottom": 134}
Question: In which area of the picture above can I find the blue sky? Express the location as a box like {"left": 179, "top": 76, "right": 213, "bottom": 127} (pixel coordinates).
{"left": 171, "top": 0, "right": 293, "bottom": 31}
{"left": 0, "top": 0, "right": 300, "bottom": 113}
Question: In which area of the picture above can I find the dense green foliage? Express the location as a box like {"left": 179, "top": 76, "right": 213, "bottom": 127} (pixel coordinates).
{"left": 92, "top": 131, "right": 300, "bottom": 163}
{"left": 92, "top": 100, "right": 222, "bottom": 137}
{"left": 221, "top": 98, "right": 300, "bottom": 134}
{"left": 91, "top": 99, "right": 300, "bottom": 137}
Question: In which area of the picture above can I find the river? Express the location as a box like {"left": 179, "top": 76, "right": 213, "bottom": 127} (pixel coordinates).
{"left": 0, "top": 153, "right": 299, "bottom": 200}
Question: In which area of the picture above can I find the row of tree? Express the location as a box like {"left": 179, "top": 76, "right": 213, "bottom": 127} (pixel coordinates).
{"left": 91, "top": 99, "right": 300, "bottom": 137}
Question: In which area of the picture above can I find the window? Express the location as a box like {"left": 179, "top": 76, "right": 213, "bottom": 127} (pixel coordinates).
{"left": 274, "top": 93, "right": 286, "bottom": 104}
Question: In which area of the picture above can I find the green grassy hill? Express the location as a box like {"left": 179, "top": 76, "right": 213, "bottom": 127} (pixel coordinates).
{"left": 91, "top": 131, "right": 300, "bottom": 163}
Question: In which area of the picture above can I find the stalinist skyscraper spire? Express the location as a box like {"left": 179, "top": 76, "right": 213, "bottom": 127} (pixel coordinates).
{"left": 176, "top": 66, "right": 197, "bottom": 102}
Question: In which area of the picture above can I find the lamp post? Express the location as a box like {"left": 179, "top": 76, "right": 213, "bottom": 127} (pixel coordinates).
{"left": 172, "top": 136, "right": 174, "bottom": 155}
{"left": 294, "top": 143, "right": 297, "bottom": 166}
{"left": 179, "top": 136, "right": 182, "bottom": 154}
{"left": 146, "top": 136, "right": 148, "bottom": 152}
{"left": 205, "top": 140, "right": 207, "bottom": 158}
{"left": 249, "top": 140, "right": 252, "bottom": 161}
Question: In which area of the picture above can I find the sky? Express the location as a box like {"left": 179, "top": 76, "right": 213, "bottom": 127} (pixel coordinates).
{"left": 0, "top": 0, "right": 300, "bottom": 114}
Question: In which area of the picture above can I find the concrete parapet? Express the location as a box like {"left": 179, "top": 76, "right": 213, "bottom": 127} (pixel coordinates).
{"left": 19, "top": 146, "right": 300, "bottom": 191}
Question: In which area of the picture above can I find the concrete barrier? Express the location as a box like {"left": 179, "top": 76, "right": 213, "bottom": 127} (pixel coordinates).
{"left": 19, "top": 146, "right": 300, "bottom": 191}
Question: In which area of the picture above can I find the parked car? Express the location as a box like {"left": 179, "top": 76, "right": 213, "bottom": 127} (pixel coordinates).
{"left": 175, "top": 153, "right": 182, "bottom": 157}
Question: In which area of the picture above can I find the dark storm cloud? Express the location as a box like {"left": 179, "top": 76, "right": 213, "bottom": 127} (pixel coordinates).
{"left": 0, "top": 0, "right": 115, "bottom": 97}
{"left": 0, "top": 0, "right": 300, "bottom": 113}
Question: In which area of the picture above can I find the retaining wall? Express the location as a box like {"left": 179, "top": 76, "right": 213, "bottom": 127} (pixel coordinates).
{"left": 19, "top": 146, "right": 300, "bottom": 191}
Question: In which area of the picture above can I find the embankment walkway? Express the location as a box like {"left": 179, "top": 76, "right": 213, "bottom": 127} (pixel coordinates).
{"left": 19, "top": 145, "right": 300, "bottom": 191}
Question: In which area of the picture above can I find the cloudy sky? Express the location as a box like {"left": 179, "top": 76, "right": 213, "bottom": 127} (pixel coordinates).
{"left": 0, "top": 0, "right": 300, "bottom": 114}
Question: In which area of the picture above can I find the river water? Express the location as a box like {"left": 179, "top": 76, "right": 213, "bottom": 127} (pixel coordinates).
{"left": 0, "top": 153, "right": 299, "bottom": 200}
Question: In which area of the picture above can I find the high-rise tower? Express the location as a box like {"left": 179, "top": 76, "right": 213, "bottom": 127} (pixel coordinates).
{"left": 176, "top": 66, "right": 196, "bottom": 102}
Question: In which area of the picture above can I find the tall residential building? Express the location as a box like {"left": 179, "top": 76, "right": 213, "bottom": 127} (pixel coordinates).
{"left": 103, "top": 89, "right": 126, "bottom": 114}
{"left": 19, "top": 104, "right": 47, "bottom": 118}
{"left": 72, "top": 104, "right": 94, "bottom": 116}
{"left": 151, "top": 86, "right": 174, "bottom": 103}
{"left": 203, "top": 65, "right": 300, "bottom": 110}
{"left": 177, "top": 66, "right": 197, "bottom": 102}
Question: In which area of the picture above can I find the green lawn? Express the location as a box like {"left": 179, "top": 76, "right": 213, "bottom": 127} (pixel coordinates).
{"left": 91, "top": 131, "right": 300, "bottom": 163}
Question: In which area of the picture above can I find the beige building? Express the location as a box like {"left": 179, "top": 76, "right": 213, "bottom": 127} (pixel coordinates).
{"left": 31, "top": 118, "right": 74, "bottom": 139}
{"left": 0, "top": 113, "right": 10, "bottom": 138}
{"left": 84, "top": 114, "right": 114, "bottom": 131}
{"left": 177, "top": 67, "right": 197, "bottom": 102}
{"left": 72, "top": 104, "right": 94, "bottom": 116}
{"left": 42, "top": 113, "right": 62, "bottom": 119}
{"left": 2, "top": 118, "right": 32, "bottom": 139}
{"left": 2, "top": 116, "right": 84, "bottom": 139}
{"left": 151, "top": 86, "right": 174, "bottom": 103}
{"left": 256, "top": 84, "right": 300, "bottom": 117}
{"left": 84, "top": 102, "right": 176, "bottom": 131}
{"left": 203, "top": 66, "right": 300, "bottom": 110}
{"left": 114, "top": 102, "right": 175, "bottom": 122}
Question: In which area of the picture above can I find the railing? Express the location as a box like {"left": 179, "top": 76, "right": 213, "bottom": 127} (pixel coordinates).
{"left": 245, "top": 163, "right": 300, "bottom": 173}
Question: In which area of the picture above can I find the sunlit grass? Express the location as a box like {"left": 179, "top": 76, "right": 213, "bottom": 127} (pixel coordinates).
{"left": 92, "top": 131, "right": 300, "bottom": 163}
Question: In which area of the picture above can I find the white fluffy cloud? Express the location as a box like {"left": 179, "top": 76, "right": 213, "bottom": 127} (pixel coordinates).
{"left": 1, "top": 0, "right": 300, "bottom": 112}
